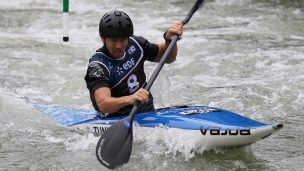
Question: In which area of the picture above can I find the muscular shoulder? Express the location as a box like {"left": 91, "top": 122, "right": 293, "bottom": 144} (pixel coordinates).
{"left": 87, "top": 61, "right": 109, "bottom": 78}
{"left": 131, "top": 35, "right": 159, "bottom": 61}
{"left": 131, "top": 35, "right": 148, "bottom": 45}
{"left": 84, "top": 60, "right": 110, "bottom": 93}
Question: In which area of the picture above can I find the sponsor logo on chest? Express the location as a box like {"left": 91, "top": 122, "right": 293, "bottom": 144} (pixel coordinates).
{"left": 122, "top": 57, "right": 135, "bottom": 70}
{"left": 127, "top": 45, "right": 136, "bottom": 55}
{"left": 115, "top": 45, "right": 138, "bottom": 75}
{"left": 116, "top": 57, "right": 135, "bottom": 75}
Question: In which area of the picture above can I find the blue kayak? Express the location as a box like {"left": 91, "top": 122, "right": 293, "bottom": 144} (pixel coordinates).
{"left": 33, "top": 103, "right": 283, "bottom": 148}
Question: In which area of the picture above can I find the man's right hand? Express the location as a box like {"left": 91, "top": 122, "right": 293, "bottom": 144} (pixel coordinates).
{"left": 128, "top": 88, "right": 149, "bottom": 104}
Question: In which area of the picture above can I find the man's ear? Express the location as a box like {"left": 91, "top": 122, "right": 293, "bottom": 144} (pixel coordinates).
{"left": 101, "top": 37, "right": 105, "bottom": 43}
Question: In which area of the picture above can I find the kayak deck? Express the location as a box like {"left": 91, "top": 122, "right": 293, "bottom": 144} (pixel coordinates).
{"left": 33, "top": 103, "right": 282, "bottom": 130}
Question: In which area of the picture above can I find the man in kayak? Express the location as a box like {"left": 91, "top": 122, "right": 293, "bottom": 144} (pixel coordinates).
{"left": 84, "top": 10, "right": 183, "bottom": 117}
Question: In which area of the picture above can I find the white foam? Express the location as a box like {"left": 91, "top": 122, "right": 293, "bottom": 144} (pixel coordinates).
{"left": 293, "top": 9, "right": 302, "bottom": 15}
{"left": 133, "top": 124, "right": 208, "bottom": 161}
{"left": 41, "top": 128, "right": 99, "bottom": 151}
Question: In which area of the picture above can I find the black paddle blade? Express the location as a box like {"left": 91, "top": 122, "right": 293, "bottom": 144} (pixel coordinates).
{"left": 96, "top": 116, "right": 133, "bottom": 169}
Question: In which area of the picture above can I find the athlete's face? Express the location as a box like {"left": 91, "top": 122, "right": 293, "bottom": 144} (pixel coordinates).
{"left": 102, "top": 37, "right": 128, "bottom": 59}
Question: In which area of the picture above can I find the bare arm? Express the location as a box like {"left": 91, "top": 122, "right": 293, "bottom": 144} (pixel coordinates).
{"left": 94, "top": 87, "right": 150, "bottom": 113}
{"left": 153, "top": 22, "right": 184, "bottom": 64}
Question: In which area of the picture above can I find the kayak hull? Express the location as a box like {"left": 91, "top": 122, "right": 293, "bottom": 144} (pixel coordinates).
{"left": 33, "top": 104, "right": 283, "bottom": 148}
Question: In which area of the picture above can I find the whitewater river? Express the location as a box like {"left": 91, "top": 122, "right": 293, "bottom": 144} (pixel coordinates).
{"left": 1, "top": 0, "right": 303, "bottom": 170}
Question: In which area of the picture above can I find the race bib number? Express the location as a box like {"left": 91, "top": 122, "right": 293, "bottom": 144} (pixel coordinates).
{"left": 127, "top": 74, "right": 139, "bottom": 94}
